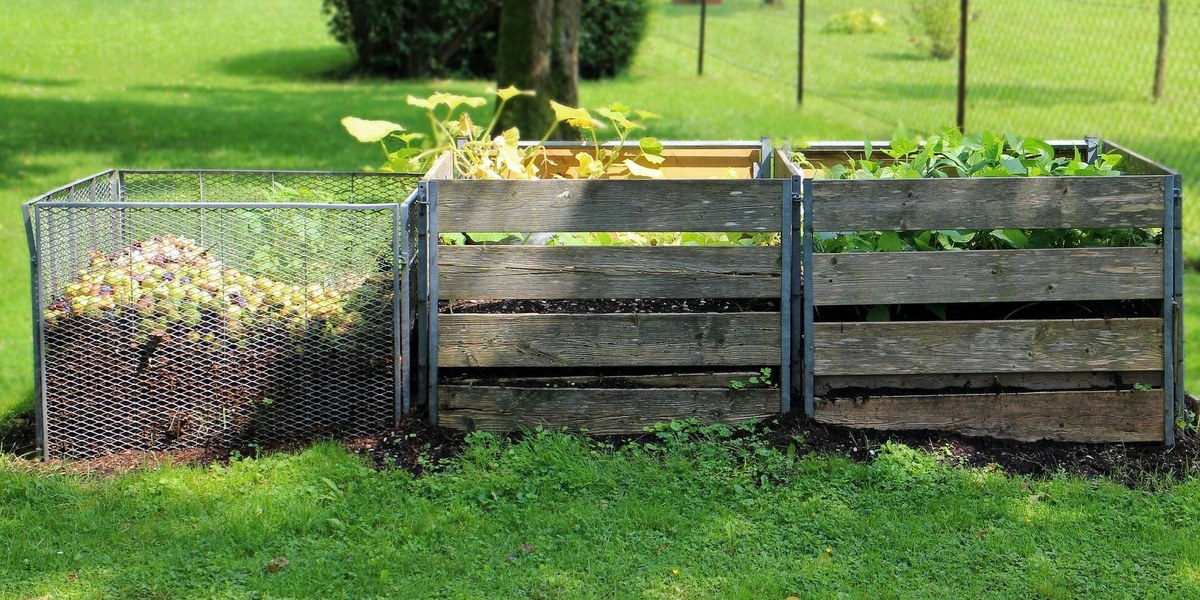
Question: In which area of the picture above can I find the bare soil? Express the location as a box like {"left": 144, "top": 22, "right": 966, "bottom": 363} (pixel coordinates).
{"left": 8, "top": 412, "right": 1200, "bottom": 488}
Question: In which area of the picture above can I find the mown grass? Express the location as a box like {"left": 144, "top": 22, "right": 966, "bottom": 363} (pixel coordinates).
{"left": 2, "top": 0, "right": 1196, "bottom": 421}
{"left": 4, "top": 429, "right": 1200, "bottom": 598}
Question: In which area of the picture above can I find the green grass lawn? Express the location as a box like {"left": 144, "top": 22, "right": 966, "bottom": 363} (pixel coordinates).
{"left": 4, "top": 431, "right": 1200, "bottom": 598}
{"left": 2, "top": 0, "right": 1196, "bottom": 421}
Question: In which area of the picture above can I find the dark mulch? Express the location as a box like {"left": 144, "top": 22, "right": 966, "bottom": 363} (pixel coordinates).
{"left": 764, "top": 413, "right": 1200, "bottom": 487}
{"left": 442, "top": 298, "right": 778, "bottom": 314}
{"left": 6, "top": 410, "right": 1200, "bottom": 488}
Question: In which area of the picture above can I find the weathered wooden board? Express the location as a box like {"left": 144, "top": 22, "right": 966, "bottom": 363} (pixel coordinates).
{"left": 814, "top": 318, "right": 1163, "bottom": 376}
{"left": 435, "top": 179, "right": 782, "bottom": 232}
{"left": 1102, "top": 141, "right": 1174, "bottom": 176}
{"left": 439, "top": 386, "right": 778, "bottom": 434}
{"left": 815, "top": 371, "right": 1163, "bottom": 395}
{"left": 439, "top": 313, "right": 781, "bottom": 367}
{"left": 449, "top": 371, "right": 765, "bottom": 389}
{"left": 814, "top": 390, "right": 1164, "bottom": 442}
{"left": 813, "top": 247, "right": 1163, "bottom": 305}
{"left": 812, "top": 176, "right": 1166, "bottom": 230}
{"left": 541, "top": 147, "right": 761, "bottom": 179}
{"left": 423, "top": 151, "right": 455, "bottom": 180}
{"left": 438, "top": 245, "right": 782, "bottom": 299}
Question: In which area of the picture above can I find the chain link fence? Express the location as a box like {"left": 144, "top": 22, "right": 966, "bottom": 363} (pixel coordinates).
{"left": 24, "top": 171, "right": 420, "bottom": 459}
{"left": 661, "top": 0, "right": 1196, "bottom": 254}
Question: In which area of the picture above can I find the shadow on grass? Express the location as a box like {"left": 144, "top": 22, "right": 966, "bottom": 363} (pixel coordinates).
{"left": 0, "top": 73, "right": 80, "bottom": 88}
{"left": 0, "top": 82, "right": 477, "bottom": 177}
{"left": 216, "top": 47, "right": 357, "bottom": 82}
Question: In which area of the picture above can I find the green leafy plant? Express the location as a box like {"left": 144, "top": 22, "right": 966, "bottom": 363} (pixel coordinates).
{"left": 823, "top": 8, "right": 888, "bottom": 34}
{"left": 344, "top": 88, "right": 664, "bottom": 180}
{"left": 730, "top": 368, "right": 774, "bottom": 390}
{"left": 906, "top": 0, "right": 958, "bottom": 60}
{"left": 799, "top": 129, "right": 1158, "bottom": 256}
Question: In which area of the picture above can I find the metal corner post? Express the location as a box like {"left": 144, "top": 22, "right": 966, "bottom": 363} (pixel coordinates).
{"left": 1162, "top": 173, "right": 1178, "bottom": 445}
{"left": 780, "top": 178, "right": 793, "bottom": 413}
{"left": 1085, "top": 136, "right": 1100, "bottom": 164}
{"left": 415, "top": 184, "right": 430, "bottom": 420}
{"left": 1172, "top": 173, "right": 1185, "bottom": 436}
{"left": 392, "top": 203, "right": 406, "bottom": 423}
{"left": 757, "top": 137, "right": 772, "bottom": 179}
{"left": 23, "top": 202, "right": 47, "bottom": 458}
{"left": 802, "top": 178, "right": 815, "bottom": 417}
{"left": 426, "top": 181, "right": 440, "bottom": 426}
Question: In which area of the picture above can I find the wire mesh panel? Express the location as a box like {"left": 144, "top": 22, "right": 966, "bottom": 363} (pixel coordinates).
{"left": 26, "top": 170, "right": 420, "bottom": 459}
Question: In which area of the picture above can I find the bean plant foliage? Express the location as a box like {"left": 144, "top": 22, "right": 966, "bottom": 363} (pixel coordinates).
{"left": 342, "top": 87, "right": 664, "bottom": 180}
{"left": 796, "top": 128, "right": 1159, "bottom": 255}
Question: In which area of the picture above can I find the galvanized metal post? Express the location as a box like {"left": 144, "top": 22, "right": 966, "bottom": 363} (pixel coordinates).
{"left": 802, "top": 178, "right": 815, "bottom": 417}
{"left": 392, "top": 203, "right": 406, "bottom": 422}
{"left": 755, "top": 137, "right": 771, "bottom": 179}
{"left": 415, "top": 185, "right": 430, "bottom": 416}
{"left": 23, "top": 202, "right": 46, "bottom": 458}
{"left": 1171, "top": 173, "right": 1184, "bottom": 435}
{"left": 1085, "top": 136, "right": 1100, "bottom": 164}
{"left": 1162, "top": 173, "right": 1178, "bottom": 445}
{"left": 426, "top": 181, "right": 440, "bottom": 426}
{"left": 780, "top": 177, "right": 793, "bottom": 413}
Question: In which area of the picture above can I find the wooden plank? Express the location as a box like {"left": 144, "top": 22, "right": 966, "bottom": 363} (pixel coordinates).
{"left": 1102, "top": 141, "right": 1173, "bottom": 176}
{"left": 439, "top": 386, "right": 778, "bottom": 434}
{"left": 815, "top": 371, "right": 1163, "bottom": 395}
{"left": 438, "top": 245, "right": 781, "bottom": 299}
{"left": 813, "top": 247, "right": 1163, "bottom": 305}
{"left": 814, "top": 318, "right": 1163, "bottom": 376}
{"left": 423, "top": 151, "right": 455, "bottom": 180}
{"left": 814, "top": 390, "right": 1164, "bottom": 442}
{"left": 812, "top": 176, "right": 1166, "bottom": 230}
{"left": 541, "top": 147, "right": 761, "bottom": 179}
{"left": 439, "top": 313, "right": 781, "bottom": 367}
{"left": 450, "top": 371, "right": 764, "bottom": 389}
{"left": 437, "top": 179, "right": 782, "bottom": 232}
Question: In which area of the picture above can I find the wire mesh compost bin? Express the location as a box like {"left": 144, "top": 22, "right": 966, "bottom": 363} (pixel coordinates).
{"left": 24, "top": 170, "right": 421, "bottom": 459}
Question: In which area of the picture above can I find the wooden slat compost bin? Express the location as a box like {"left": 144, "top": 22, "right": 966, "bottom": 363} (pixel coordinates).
{"left": 776, "top": 140, "right": 1184, "bottom": 443}
{"left": 423, "top": 142, "right": 791, "bottom": 434}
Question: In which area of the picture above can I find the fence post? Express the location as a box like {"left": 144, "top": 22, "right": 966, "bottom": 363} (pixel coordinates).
{"left": 415, "top": 184, "right": 430, "bottom": 419}
{"left": 23, "top": 202, "right": 46, "bottom": 458}
{"left": 393, "top": 203, "right": 406, "bottom": 423}
{"left": 956, "top": 0, "right": 968, "bottom": 131}
{"left": 780, "top": 177, "right": 793, "bottom": 413}
{"left": 425, "top": 181, "right": 440, "bottom": 426}
{"left": 801, "top": 177, "right": 814, "bottom": 417}
{"left": 1162, "top": 173, "right": 1179, "bottom": 445}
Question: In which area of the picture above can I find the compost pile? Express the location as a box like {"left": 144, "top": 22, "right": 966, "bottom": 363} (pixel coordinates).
{"left": 42, "top": 235, "right": 395, "bottom": 458}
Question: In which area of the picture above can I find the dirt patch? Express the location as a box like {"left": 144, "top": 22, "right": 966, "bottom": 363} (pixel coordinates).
{"left": 764, "top": 413, "right": 1200, "bottom": 487}
{"left": 442, "top": 298, "right": 778, "bottom": 314}
{"left": 6, "top": 412, "right": 1199, "bottom": 487}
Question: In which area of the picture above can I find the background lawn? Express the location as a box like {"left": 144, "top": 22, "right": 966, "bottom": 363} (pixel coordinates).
{"left": 1, "top": 0, "right": 1195, "bottom": 422}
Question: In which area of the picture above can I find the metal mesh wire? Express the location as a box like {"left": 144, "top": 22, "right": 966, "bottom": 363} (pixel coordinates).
{"left": 27, "top": 170, "right": 420, "bottom": 459}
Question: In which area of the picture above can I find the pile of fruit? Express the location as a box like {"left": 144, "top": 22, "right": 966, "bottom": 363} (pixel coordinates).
{"left": 46, "top": 235, "right": 365, "bottom": 344}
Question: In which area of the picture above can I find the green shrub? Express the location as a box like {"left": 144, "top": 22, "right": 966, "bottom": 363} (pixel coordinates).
{"left": 322, "top": 0, "right": 649, "bottom": 80}
{"left": 580, "top": 0, "right": 649, "bottom": 79}
{"left": 907, "top": 0, "right": 958, "bottom": 60}
{"left": 321, "top": 0, "right": 499, "bottom": 79}
{"left": 823, "top": 8, "right": 889, "bottom": 35}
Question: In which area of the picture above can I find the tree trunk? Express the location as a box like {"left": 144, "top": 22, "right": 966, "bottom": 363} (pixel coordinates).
{"left": 495, "top": 0, "right": 581, "bottom": 141}
{"left": 1154, "top": 0, "right": 1168, "bottom": 101}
